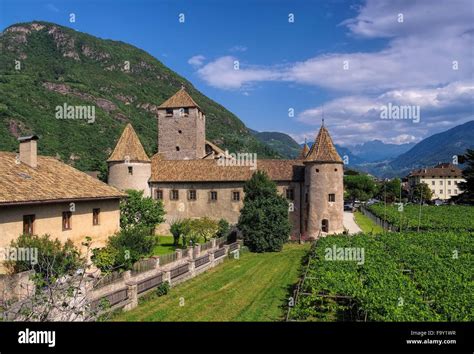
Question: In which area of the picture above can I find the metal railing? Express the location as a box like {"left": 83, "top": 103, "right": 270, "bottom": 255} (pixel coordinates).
{"left": 170, "top": 263, "right": 189, "bottom": 279}
{"left": 131, "top": 258, "right": 157, "bottom": 275}
{"left": 137, "top": 273, "right": 163, "bottom": 294}
{"left": 159, "top": 252, "right": 178, "bottom": 266}
{"left": 195, "top": 254, "right": 210, "bottom": 268}
{"left": 93, "top": 271, "right": 124, "bottom": 290}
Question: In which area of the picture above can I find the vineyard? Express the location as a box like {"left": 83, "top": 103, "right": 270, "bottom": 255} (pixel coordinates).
{"left": 288, "top": 231, "right": 473, "bottom": 322}
{"left": 367, "top": 204, "right": 474, "bottom": 232}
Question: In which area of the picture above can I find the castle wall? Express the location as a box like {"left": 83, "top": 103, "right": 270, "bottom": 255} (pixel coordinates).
{"left": 151, "top": 181, "right": 302, "bottom": 237}
{"left": 157, "top": 107, "right": 205, "bottom": 160}
{"left": 305, "top": 162, "right": 344, "bottom": 237}
{"left": 108, "top": 161, "right": 151, "bottom": 197}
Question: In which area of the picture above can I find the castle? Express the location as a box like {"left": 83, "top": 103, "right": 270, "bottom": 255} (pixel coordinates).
{"left": 107, "top": 87, "right": 344, "bottom": 239}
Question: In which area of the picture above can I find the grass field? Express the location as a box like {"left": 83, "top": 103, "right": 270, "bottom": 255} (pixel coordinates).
{"left": 354, "top": 211, "right": 384, "bottom": 234}
{"left": 113, "top": 243, "right": 310, "bottom": 321}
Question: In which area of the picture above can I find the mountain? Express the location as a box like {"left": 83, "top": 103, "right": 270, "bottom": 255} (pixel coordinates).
{"left": 251, "top": 131, "right": 302, "bottom": 158}
{"left": 0, "top": 21, "right": 280, "bottom": 173}
{"left": 349, "top": 140, "right": 415, "bottom": 162}
{"left": 389, "top": 120, "right": 474, "bottom": 174}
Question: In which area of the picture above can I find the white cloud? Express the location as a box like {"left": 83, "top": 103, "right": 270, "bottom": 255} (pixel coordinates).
{"left": 187, "top": 55, "right": 206, "bottom": 68}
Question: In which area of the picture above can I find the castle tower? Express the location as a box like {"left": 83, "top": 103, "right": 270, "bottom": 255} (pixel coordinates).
{"left": 298, "top": 138, "right": 310, "bottom": 159}
{"left": 107, "top": 123, "right": 151, "bottom": 196}
{"left": 304, "top": 124, "right": 344, "bottom": 237}
{"left": 157, "top": 86, "right": 205, "bottom": 160}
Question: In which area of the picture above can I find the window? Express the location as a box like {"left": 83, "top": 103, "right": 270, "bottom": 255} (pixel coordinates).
{"left": 431, "top": 181, "right": 435, "bottom": 185}
{"left": 454, "top": 189, "right": 458, "bottom": 194}
{"left": 182, "top": 107, "right": 189, "bottom": 116}
{"left": 62, "top": 212, "right": 72, "bottom": 230}
{"left": 128, "top": 166, "right": 133, "bottom": 175}
{"left": 440, "top": 180, "right": 443, "bottom": 185}
{"left": 432, "top": 189, "right": 435, "bottom": 194}
{"left": 210, "top": 191, "right": 218, "bottom": 201}
{"left": 93, "top": 208, "right": 100, "bottom": 226}
{"left": 23, "top": 215, "right": 35, "bottom": 235}
{"left": 285, "top": 188, "right": 294, "bottom": 200}
{"left": 156, "top": 189, "right": 163, "bottom": 200}
{"left": 170, "top": 190, "right": 179, "bottom": 200}
{"left": 448, "top": 189, "right": 451, "bottom": 194}
{"left": 448, "top": 180, "right": 451, "bottom": 185}
{"left": 232, "top": 191, "right": 240, "bottom": 201}
{"left": 178, "top": 130, "right": 182, "bottom": 134}
{"left": 334, "top": 168, "right": 338, "bottom": 172}
{"left": 328, "top": 193, "right": 336, "bottom": 202}
{"left": 315, "top": 168, "right": 319, "bottom": 173}
{"left": 166, "top": 108, "right": 173, "bottom": 116}
{"left": 322, "top": 219, "right": 329, "bottom": 233}
{"left": 176, "top": 146, "right": 180, "bottom": 151}
{"left": 188, "top": 190, "right": 197, "bottom": 200}
{"left": 439, "top": 190, "right": 443, "bottom": 194}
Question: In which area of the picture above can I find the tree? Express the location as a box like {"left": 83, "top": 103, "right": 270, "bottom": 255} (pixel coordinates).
{"left": 411, "top": 182, "right": 433, "bottom": 202}
{"left": 344, "top": 175, "right": 378, "bottom": 202}
{"left": 238, "top": 171, "right": 291, "bottom": 252}
{"left": 377, "top": 178, "right": 402, "bottom": 203}
{"left": 458, "top": 149, "right": 474, "bottom": 204}
{"left": 120, "top": 190, "right": 165, "bottom": 231}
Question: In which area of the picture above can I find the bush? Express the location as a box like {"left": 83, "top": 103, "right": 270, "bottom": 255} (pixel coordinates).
{"left": 91, "top": 246, "right": 120, "bottom": 273}
{"left": 238, "top": 171, "right": 291, "bottom": 252}
{"left": 216, "top": 219, "right": 230, "bottom": 239}
{"left": 156, "top": 281, "right": 170, "bottom": 297}
{"left": 170, "top": 219, "right": 192, "bottom": 247}
{"left": 189, "top": 217, "right": 219, "bottom": 242}
{"left": 6, "top": 234, "right": 81, "bottom": 287}
{"left": 92, "top": 226, "right": 157, "bottom": 271}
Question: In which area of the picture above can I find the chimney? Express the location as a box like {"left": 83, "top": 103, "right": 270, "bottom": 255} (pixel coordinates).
{"left": 18, "top": 135, "right": 39, "bottom": 168}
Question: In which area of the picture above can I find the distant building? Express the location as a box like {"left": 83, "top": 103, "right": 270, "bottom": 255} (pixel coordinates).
{"left": 107, "top": 87, "right": 345, "bottom": 239}
{"left": 0, "top": 135, "right": 125, "bottom": 272}
{"left": 407, "top": 163, "right": 465, "bottom": 200}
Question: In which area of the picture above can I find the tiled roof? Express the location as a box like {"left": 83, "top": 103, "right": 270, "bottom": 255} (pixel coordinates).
{"left": 305, "top": 126, "right": 342, "bottom": 163}
{"left": 107, "top": 123, "right": 150, "bottom": 162}
{"left": 150, "top": 155, "right": 305, "bottom": 182}
{"left": 298, "top": 143, "right": 309, "bottom": 159}
{"left": 0, "top": 152, "right": 125, "bottom": 205}
{"left": 157, "top": 87, "right": 200, "bottom": 109}
{"left": 408, "top": 164, "right": 463, "bottom": 178}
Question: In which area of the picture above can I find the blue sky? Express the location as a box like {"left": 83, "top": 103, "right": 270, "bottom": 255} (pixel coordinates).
{"left": 1, "top": 0, "right": 473, "bottom": 146}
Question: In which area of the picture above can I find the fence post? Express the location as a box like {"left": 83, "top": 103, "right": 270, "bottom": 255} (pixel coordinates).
{"left": 194, "top": 244, "right": 201, "bottom": 258}
{"left": 188, "top": 259, "right": 195, "bottom": 276}
{"left": 163, "top": 270, "right": 171, "bottom": 284}
{"left": 176, "top": 249, "right": 182, "bottom": 260}
{"left": 124, "top": 283, "right": 138, "bottom": 311}
{"left": 123, "top": 270, "right": 131, "bottom": 281}
{"left": 224, "top": 244, "right": 230, "bottom": 256}
{"left": 154, "top": 257, "right": 160, "bottom": 269}
{"left": 208, "top": 251, "right": 215, "bottom": 268}
{"left": 187, "top": 246, "right": 194, "bottom": 260}
{"left": 211, "top": 238, "right": 216, "bottom": 249}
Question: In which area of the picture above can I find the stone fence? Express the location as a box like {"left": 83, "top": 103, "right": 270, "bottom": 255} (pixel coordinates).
{"left": 87, "top": 240, "right": 242, "bottom": 314}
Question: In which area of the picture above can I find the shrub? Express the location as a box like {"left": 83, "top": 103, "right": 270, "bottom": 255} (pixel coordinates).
{"left": 91, "top": 246, "right": 120, "bottom": 273}
{"left": 238, "top": 171, "right": 291, "bottom": 252}
{"left": 96, "top": 226, "right": 157, "bottom": 270}
{"left": 189, "top": 217, "right": 219, "bottom": 242}
{"left": 216, "top": 219, "right": 230, "bottom": 239}
{"left": 6, "top": 234, "right": 81, "bottom": 287}
{"left": 156, "top": 281, "right": 170, "bottom": 297}
{"left": 170, "top": 219, "right": 192, "bottom": 246}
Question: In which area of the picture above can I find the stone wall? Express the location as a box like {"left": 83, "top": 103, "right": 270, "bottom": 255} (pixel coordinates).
{"left": 157, "top": 107, "right": 205, "bottom": 160}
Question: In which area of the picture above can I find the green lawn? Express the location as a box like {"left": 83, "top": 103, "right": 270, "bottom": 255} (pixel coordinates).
{"left": 152, "top": 235, "right": 176, "bottom": 256}
{"left": 354, "top": 211, "right": 384, "bottom": 234}
{"left": 113, "top": 243, "right": 310, "bottom": 321}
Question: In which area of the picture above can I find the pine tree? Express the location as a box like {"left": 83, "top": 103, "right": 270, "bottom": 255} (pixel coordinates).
{"left": 458, "top": 149, "right": 474, "bottom": 203}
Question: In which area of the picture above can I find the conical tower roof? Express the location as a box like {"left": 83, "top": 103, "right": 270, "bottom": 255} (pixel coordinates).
{"left": 305, "top": 125, "right": 342, "bottom": 163}
{"left": 107, "top": 124, "right": 150, "bottom": 162}
{"left": 298, "top": 140, "right": 310, "bottom": 159}
{"left": 158, "top": 86, "right": 200, "bottom": 109}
